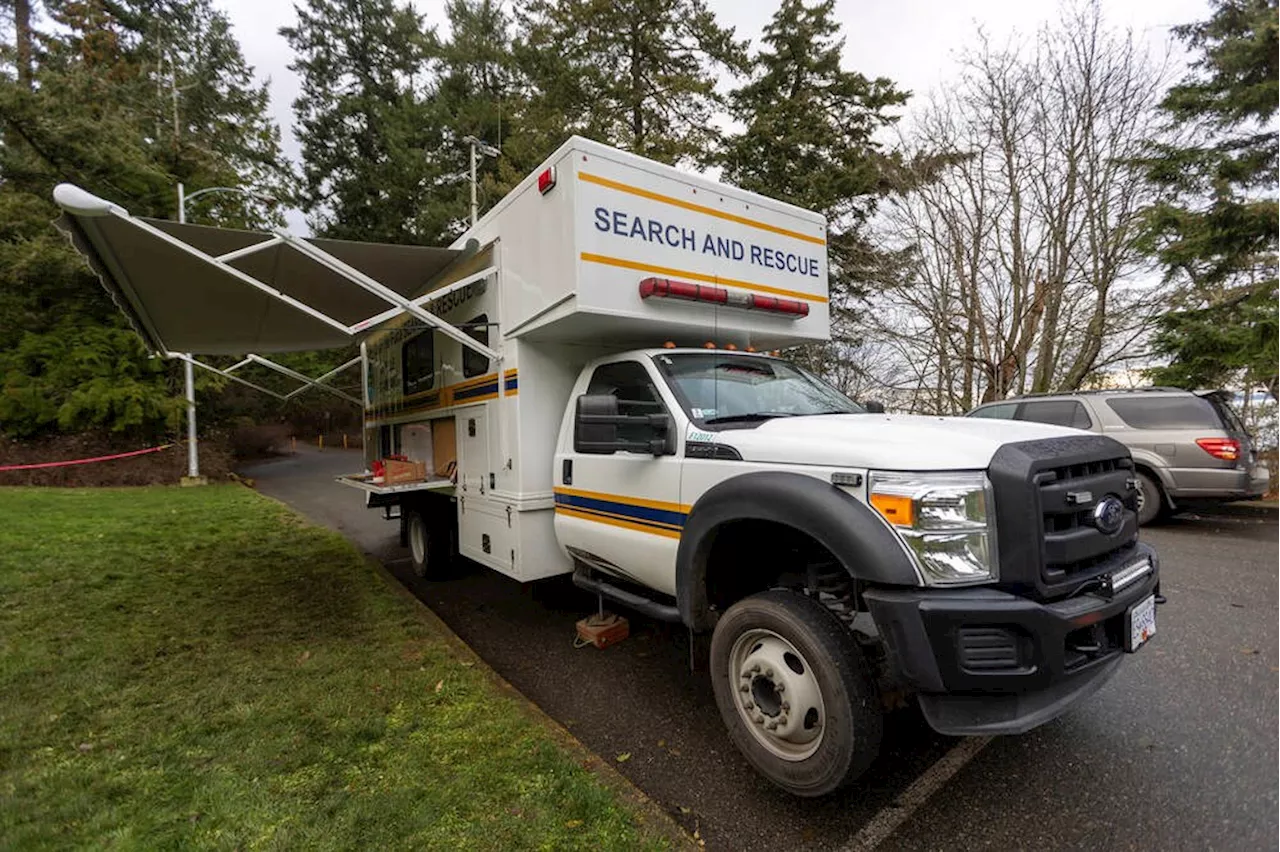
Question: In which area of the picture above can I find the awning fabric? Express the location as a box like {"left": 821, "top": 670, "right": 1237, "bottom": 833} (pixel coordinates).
{"left": 55, "top": 186, "right": 466, "bottom": 354}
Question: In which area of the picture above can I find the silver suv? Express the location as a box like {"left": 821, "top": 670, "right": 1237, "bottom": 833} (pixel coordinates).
{"left": 967, "top": 388, "right": 1269, "bottom": 524}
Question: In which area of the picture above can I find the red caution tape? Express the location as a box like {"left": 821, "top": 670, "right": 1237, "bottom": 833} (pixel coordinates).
{"left": 0, "top": 443, "right": 174, "bottom": 472}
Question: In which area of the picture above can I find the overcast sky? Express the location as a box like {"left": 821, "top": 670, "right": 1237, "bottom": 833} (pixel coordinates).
{"left": 212, "top": 0, "right": 1212, "bottom": 232}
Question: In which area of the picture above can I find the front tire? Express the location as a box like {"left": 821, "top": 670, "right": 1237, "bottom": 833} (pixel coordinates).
{"left": 406, "top": 509, "right": 450, "bottom": 579}
{"left": 710, "top": 590, "right": 882, "bottom": 797}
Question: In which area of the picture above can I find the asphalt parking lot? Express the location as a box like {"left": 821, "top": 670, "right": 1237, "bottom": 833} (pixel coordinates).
{"left": 245, "top": 447, "right": 1279, "bottom": 851}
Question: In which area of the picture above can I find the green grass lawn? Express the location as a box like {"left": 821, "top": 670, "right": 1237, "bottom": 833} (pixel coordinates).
{"left": 0, "top": 486, "right": 670, "bottom": 850}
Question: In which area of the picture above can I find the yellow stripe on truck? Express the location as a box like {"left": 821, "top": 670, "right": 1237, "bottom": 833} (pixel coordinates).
{"left": 578, "top": 171, "right": 826, "bottom": 247}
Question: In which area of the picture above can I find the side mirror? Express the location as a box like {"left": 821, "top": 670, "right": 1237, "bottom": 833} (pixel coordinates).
{"left": 575, "top": 394, "right": 619, "bottom": 453}
{"left": 574, "top": 394, "right": 673, "bottom": 455}
{"left": 863, "top": 400, "right": 886, "bottom": 414}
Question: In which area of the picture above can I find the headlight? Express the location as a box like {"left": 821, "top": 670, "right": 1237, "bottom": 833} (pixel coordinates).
{"left": 868, "top": 471, "right": 998, "bottom": 586}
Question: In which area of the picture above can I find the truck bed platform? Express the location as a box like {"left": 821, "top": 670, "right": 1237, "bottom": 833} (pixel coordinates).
{"left": 335, "top": 472, "right": 455, "bottom": 497}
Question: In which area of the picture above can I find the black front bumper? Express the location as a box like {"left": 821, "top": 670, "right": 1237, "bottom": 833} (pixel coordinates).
{"left": 863, "top": 542, "right": 1159, "bottom": 736}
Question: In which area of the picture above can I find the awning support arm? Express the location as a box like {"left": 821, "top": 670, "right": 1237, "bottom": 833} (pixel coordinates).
{"left": 245, "top": 354, "right": 362, "bottom": 405}
{"left": 215, "top": 235, "right": 284, "bottom": 263}
{"left": 175, "top": 354, "right": 289, "bottom": 400}
{"left": 275, "top": 230, "right": 500, "bottom": 361}
{"left": 349, "top": 265, "right": 498, "bottom": 334}
{"left": 282, "top": 356, "right": 361, "bottom": 401}
{"left": 173, "top": 354, "right": 362, "bottom": 405}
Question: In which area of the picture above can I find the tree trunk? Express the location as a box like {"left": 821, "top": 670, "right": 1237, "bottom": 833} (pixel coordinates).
{"left": 629, "top": 21, "right": 643, "bottom": 151}
{"left": 14, "top": 0, "right": 33, "bottom": 90}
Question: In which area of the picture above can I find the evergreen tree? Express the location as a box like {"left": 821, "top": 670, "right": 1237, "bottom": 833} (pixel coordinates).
{"left": 514, "top": 0, "right": 747, "bottom": 165}
{"left": 718, "top": 0, "right": 908, "bottom": 375}
{"left": 0, "top": 0, "right": 292, "bottom": 437}
{"left": 1140, "top": 0, "right": 1278, "bottom": 397}
{"left": 433, "top": 0, "right": 528, "bottom": 237}
{"left": 282, "top": 0, "right": 452, "bottom": 243}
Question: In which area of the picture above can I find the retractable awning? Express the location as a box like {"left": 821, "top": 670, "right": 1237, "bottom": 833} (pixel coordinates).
{"left": 52, "top": 184, "right": 496, "bottom": 358}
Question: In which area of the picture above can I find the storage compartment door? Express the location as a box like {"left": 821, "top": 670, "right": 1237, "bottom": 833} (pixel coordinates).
{"left": 459, "top": 497, "right": 517, "bottom": 578}
{"left": 457, "top": 408, "right": 489, "bottom": 496}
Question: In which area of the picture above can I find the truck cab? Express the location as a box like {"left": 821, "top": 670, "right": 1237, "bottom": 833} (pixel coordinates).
{"left": 553, "top": 346, "right": 1159, "bottom": 795}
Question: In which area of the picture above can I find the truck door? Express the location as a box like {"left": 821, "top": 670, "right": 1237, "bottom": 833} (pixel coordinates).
{"left": 554, "top": 359, "right": 684, "bottom": 597}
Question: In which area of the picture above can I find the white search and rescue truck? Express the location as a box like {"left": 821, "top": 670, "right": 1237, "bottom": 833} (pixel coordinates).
{"left": 54, "top": 137, "right": 1161, "bottom": 797}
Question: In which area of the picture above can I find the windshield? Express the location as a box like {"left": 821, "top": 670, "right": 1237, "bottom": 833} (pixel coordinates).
{"left": 653, "top": 353, "right": 864, "bottom": 425}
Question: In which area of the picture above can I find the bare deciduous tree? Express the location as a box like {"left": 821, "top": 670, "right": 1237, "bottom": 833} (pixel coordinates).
{"left": 868, "top": 2, "right": 1170, "bottom": 414}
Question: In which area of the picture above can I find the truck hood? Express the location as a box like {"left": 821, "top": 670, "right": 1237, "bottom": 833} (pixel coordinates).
{"left": 715, "top": 414, "right": 1085, "bottom": 471}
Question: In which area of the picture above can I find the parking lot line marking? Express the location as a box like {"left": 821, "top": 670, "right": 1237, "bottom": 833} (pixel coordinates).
{"left": 840, "top": 735, "right": 994, "bottom": 852}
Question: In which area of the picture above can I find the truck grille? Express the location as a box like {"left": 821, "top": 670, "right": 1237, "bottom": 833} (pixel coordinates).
{"left": 988, "top": 435, "right": 1140, "bottom": 598}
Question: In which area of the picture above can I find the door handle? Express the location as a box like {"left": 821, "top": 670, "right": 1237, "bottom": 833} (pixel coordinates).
{"left": 562, "top": 459, "right": 573, "bottom": 485}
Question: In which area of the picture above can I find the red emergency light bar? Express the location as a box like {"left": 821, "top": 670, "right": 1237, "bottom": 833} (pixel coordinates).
{"left": 638, "top": 277, "right": 809, "bottom": 318}
{"left": 639, "top": 277, "right": 729, "bottom": 304}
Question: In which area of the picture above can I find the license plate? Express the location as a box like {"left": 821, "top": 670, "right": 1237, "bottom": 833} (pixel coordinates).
{"left": 1125, "top": 594, "right": 1156, "bottom": 652}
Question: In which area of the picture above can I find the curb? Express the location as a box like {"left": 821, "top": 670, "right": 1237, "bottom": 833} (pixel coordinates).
{"left": 365, "top": 556, "right": 699, "bottom": 850}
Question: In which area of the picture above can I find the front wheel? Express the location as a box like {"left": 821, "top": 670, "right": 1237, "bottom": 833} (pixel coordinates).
{"left": 710, "top": 590, "right": 883, "bottom": 797}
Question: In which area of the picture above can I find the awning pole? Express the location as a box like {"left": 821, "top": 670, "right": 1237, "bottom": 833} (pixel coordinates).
{"left": 184, "top": 354, "right": 199, "bottom": 480}
{"left": 177, "top": 183, "right": 202, "bottom": 482}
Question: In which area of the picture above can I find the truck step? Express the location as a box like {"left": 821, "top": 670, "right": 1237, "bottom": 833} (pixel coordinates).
{"left": 572, "top": 570, "right": 683, "bottom": 624}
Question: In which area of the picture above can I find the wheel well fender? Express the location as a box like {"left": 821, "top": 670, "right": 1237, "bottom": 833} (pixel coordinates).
{"left": 1128, "top": 456, "right": 1172, "bottom": 506}
{"left": 676, "top": 471, "right": 920, "bottom": 630}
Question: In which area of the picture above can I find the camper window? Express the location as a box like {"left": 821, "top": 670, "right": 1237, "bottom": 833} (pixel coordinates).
{"left": 463, "top": 314, "right": 490, "bottom": 378}
{"left": 403, "top": 333, "right": 435, "bottom": 395}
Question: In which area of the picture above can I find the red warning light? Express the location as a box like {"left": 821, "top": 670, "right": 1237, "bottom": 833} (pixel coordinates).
{"left": 537, "top": 167, "right": 557, "bottom": 195}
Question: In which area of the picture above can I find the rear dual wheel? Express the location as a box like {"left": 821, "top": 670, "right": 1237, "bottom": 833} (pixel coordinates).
{"left": 406, "top": 508, "right": 452, "bottom": 579}
{"left": 710, "top": 589, "right": 882, "bottom": 797}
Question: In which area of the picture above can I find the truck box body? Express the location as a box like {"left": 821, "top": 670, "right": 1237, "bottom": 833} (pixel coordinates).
{"left": 471, "top": 137, "right": 830, "bottom": 348}
{"left": 361, "top": 137, "right": 830, "bottom": 583}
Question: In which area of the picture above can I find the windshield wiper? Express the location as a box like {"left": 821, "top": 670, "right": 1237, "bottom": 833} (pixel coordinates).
{"left": 703, "top": 412, "right": 798, "bottom": 424}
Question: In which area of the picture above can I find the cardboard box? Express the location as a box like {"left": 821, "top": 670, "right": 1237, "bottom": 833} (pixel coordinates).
{"left": 383, "top": 458, "right": 427, "bottom": 484}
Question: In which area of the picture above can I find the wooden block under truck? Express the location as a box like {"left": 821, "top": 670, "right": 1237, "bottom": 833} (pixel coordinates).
{"left": 54, "top": 136, "right": 1163, "bottom": 796}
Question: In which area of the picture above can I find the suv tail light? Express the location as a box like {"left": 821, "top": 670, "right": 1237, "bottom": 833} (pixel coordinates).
{"left": 1195, "top": 437, "right": 1240, "bottom": 461}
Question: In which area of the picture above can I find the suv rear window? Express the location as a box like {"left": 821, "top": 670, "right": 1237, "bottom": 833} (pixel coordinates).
{"left": 1105, "top": 396, "right": 1223, "bottom": 430}
{"left": 1202, "top": 393, "right": 1247, "bottom": 434}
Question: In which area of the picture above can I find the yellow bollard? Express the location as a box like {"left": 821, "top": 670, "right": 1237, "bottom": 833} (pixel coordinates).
{"left": 318, "top": 434, "right": 324, "bottom": 451}
{"left": 343, "top": 433, "right": 348, "bottom": 449}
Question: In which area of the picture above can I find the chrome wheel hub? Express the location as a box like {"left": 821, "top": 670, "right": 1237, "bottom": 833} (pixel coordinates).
{"left": 729, "top": 629, "right": 826, "bottom": 761}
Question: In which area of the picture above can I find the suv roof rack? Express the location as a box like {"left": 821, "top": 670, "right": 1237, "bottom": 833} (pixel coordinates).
{"left": 996, "top": 386, "right": 1189, "bottom": 401}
